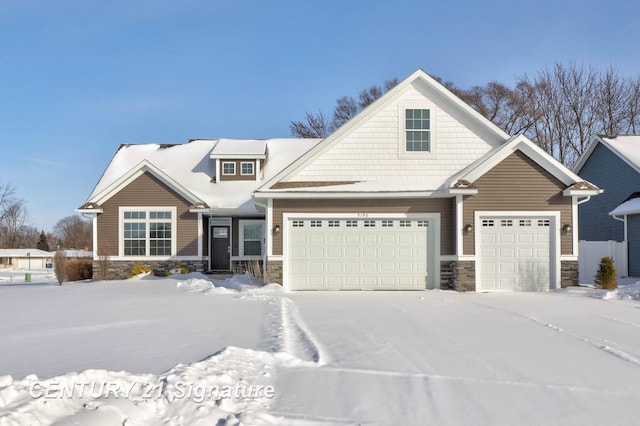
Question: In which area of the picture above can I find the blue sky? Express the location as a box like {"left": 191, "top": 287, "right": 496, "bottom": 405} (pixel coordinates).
{"left": 1, "top": 0, "right": 639, "bottom": 232}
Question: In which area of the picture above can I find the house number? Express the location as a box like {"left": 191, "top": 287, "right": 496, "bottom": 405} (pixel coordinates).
{"left": 357, "top": 213, "right": 369, "bottom": 217}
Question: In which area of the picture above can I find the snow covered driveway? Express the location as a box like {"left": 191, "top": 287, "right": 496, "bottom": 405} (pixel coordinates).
{"left": 1, "top": 276, "right": 640, "bottom": 425}
{"left": 273, "top": 291, "right": 640, "bottom": 425}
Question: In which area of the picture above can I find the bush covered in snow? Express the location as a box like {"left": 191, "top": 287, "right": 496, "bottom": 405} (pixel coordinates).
{"left": 595, "top": 256, "right": 617, "bottom": 290}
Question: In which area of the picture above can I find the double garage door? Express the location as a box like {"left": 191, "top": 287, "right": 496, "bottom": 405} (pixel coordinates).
{"left": 478, "top": 216, "right": 553, "bottom": 292}
{"left": 287, "top": 217, "right": 430, "bottom": 290}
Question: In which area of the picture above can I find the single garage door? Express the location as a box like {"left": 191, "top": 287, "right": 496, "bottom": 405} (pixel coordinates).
{"left": 478, "top": 217, "right": 552, "bottom": 291}
{"left": 287, "top": 217, "right": 429, "bottom": 290}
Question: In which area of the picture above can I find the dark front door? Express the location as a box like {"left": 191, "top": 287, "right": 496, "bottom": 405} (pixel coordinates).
{"left": 211, "top": 226, "right": 231, "bottom": 270}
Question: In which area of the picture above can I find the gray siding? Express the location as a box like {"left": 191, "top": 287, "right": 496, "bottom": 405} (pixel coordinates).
{"left": 578, "top": 143, "right": 640, "bottom": 241}
{"left": 629, "top": 214, "right": 640, "bottom": 277}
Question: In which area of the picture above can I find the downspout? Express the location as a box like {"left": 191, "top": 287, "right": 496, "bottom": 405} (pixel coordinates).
{"left": 610, "top": 214, "right": 627, "bottom": 241}
{"left": 576, "top": 196, "right": 591, "bottom": 205}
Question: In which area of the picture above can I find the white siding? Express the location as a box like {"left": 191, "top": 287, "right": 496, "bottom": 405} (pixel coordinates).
{"left": 289, "top": 83, "right": 502, "bottom": 182}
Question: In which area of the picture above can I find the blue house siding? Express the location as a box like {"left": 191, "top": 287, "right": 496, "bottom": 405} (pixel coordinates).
{"left": 577, "top": 143, "right": 640, "bottom": 241}
{"left": 629, "top": 215, "right": 640, "bottom": 277}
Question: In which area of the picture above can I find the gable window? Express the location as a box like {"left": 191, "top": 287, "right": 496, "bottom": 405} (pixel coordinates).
{"left": 239, "top": 220, "right": 264, "bottom": 257}
{"left": 121, "top": 207, "right": 176, "bottom": 257}
{"left": 240, "top": 162, "right": 254, "bottom": 175}
{"left": 222, "top": 162, "right": 236, "bottom": 175}
{"left": 405, "top": 109, "right": 431, "bottom": 152}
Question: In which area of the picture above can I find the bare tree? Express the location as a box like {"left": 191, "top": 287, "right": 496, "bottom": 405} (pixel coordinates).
{"left": 53, "top": 215, "right": 92, "bottom": 250}
{"left": 289, "top": 110, "right": 331, "bottom": 138}
{"left": 332, "top": 96, "right": 359, "bottom": 130}
{"left": 290, "top": 78, "right": 399, "bottom": 138}
{"left": 0, "top": 201, "right": 30, "bottom": 248}
{"left": 97, "top": 240, "right": 111, "bottom": 280}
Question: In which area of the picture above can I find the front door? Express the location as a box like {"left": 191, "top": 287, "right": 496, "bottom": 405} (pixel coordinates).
{"left": 211, "top": 226, "right": 231, "bottom": 270}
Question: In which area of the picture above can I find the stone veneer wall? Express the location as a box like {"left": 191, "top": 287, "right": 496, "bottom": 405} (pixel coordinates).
{"left": 265, "top": 260, "right": 283, "bottom": 285}
{"left": 560, "top": 260, "right": 579, "bottom": 288}
{"left": 440, "top": 261, "right": 476, "bottom": 292}
{"left": 93, "top": 260, "right": 207, "bottom": 280}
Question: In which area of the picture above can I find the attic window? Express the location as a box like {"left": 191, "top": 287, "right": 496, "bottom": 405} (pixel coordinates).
{"left": 222, "top": 162, "right": 236, "bottom": 175}
{"left": 405, "top": 109, "right": 430, "bottom": 152}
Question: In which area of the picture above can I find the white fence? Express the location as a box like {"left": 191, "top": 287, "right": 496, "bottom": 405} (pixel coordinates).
{"left": 579, "top": 240, "right": 628, "bottom": 283}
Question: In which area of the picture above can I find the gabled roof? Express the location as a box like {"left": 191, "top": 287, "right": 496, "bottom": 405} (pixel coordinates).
{"left": 448, "top": 135, "right": 595, "bottom": 191}
{"left": 208, "top": 139, "right": 268, "bottom": 159}
{"left": 610, "top": 198, "right": 640, "bottom": 216}
{"left": 574, "top": 135, "right": 640, "bottom": 175}
{"left": 256, "top": 69, "right": 510, "bottom": 194}
{"left": 80, "top": 138, "right": 321, "bottom": 212}
{"left": 0, "top": 249, "right": 52, "bottom": 258}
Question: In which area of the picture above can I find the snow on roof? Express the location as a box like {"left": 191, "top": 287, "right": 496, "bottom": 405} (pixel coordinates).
{"left": 208, "top": 139, "right": 268, "bottom": 158}
{"left": 610, "top": 197, "right": 640, "bottom": 216}
{"left": 601, "top": 135, "right": 640, "bottom": 172}
{"left": 87, "top": 138, "right": 322, "bottom": 211}
{"left": 0, "top": 249, "right": 52, "bottom": 257}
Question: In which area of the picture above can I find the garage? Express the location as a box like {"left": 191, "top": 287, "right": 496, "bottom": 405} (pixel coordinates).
{"left": 477, "top": 216, "right": 553, "bottom": 291}
{"left": 286, "top": 216, "right": 432, "bottom": 290}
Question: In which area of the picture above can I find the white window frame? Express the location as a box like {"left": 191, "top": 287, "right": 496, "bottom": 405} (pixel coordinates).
{"left": 240, "top": 161, "right": 255, "bottom": 176}
{"left": 222, "top": 162, "right": 236, "bottom": 175}
{"left": 238, "top": 219, "right": 264, "bottom": 259}
{"left": 398, "top": 104, "right": 436, "bottom": 158}
{"left": 118, "top": 207, "right": 177, "bottom": 260}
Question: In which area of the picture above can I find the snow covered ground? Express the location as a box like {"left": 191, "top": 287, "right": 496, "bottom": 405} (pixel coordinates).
{"left": 1, "top": 271, "right": 640, "bottom": 425}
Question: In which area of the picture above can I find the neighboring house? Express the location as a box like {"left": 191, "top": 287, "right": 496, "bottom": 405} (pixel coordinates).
{"left": 0, "top": 249, "right": 53, "bottom": 269}
{"left": 574, "top": 135, "right": 640, "bottom": 277}
{"left": 79, "top": 69, "right": 599, "bottom": 291}
{"left": 60, "top": 249, "right": 94, "bottom": 259}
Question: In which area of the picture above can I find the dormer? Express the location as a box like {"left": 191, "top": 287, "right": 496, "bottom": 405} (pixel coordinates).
{"left": 209, "top": 139, "right": 268, "bottom": 182}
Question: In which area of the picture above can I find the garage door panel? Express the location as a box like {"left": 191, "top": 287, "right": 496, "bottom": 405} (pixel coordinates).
{"left": 326, "top": 234, "right": 342, "bottom": 244}
{"left": 479, "top": 216, "right": 552, "bottom": 292}
{"left": 344, "top": 234, "right": 360, "bottom": 243}
{"left": 499, "top": 234, "right": 515, "bottom": 244}
{"left": 288, "top": 217, "right": 429, "bottom": 290}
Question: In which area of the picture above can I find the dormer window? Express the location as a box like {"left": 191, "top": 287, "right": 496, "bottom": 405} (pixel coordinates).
{"left": 405, "top": 109, "right": 431, "bottom": 152}
{"left": 241, "top": 162, "right": 254, "bottom": 175}
{"left": 222, "top": 162, "right": 236, "bottom": 175}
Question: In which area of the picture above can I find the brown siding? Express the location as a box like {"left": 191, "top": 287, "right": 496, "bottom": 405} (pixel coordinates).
{"left": 220, "top": 160, "right": 256, "bottom": 181}
{"left": 272, "top": 198, "right": 455, "bottom": 256}
{"left": 462, "top": 151, "right": 572, "bottom": 255}
{"left": 97, "top": 172, "right": 199, "bottom": 256}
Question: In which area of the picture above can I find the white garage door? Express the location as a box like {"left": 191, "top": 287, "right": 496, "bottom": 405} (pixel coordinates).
{"left": 287, "top": 218, "right": 429, "bottom": 290}
{"left": 478, "top": 217, "right": 552, "bottom": 292}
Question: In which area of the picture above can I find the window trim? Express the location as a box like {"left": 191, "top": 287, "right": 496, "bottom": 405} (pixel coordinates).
{"left": 118, "top": 206, "right": 177, "bottom": 259}
{"left": 398, "top": 104, "right": 436, "bottom": 158}
{"left": 222, "top": 162, "right": 236, "bottom": 175}
{"left": 240, "top": 161, "right": 255, "bottom": 176}
{"left": 238, "top": 219, "right": 264, "bottom": 258}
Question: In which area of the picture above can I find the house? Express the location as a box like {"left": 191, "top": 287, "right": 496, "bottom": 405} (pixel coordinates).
{"left": 574, "top": 135, "right": 640, "bottom": 277}
{"left": 78, "top": 138, "right": 320, "bottom": 278}
{"left": 0, "top": 249, "right": 53, "bottom": 269}
{"left": 79, "top": 69, "right": 599, "bottom": 291}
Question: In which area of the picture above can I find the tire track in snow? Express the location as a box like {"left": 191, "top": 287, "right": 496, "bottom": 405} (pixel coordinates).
{"left": 277, "top": 297, "right": 327, "bottom": 365}
{"left": 474, "top": 301, "right": 640, "bottom": 368}
{"left": 314, "top": 366, "right": 640, "bottom": 398}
